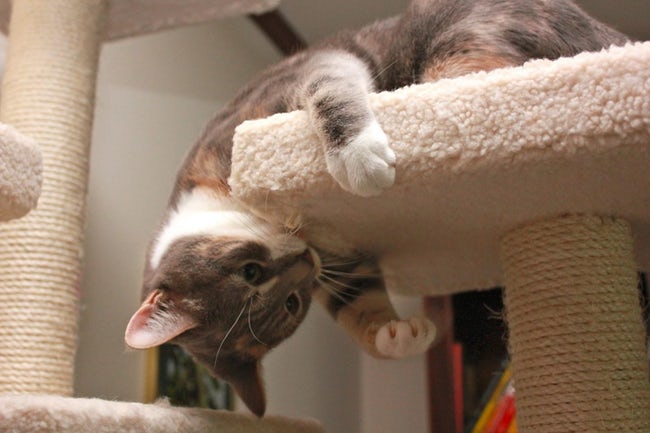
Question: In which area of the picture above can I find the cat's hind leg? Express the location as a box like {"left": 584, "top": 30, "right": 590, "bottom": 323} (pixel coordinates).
{"left": 314, "top": 257, "right": 435, "bottom": 358}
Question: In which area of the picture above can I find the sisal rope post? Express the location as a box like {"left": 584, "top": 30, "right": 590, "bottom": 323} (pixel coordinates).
{"left": 0, "top": 0, "right": 107, "bottom": 395}
{"left": 501, "top": 215, "right": 650, "bottom": 432}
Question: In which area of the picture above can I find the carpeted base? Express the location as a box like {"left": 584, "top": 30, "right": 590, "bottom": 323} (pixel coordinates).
{"left": 0, "top": 395, "right": 324, "bottom": 433}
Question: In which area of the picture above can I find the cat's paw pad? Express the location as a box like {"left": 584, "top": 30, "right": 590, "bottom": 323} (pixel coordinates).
{"left": 326, "top": 121, "right": 396, "bottom": 197}
{"left": 375, "top": 318, "right": 436, "bottom": 358}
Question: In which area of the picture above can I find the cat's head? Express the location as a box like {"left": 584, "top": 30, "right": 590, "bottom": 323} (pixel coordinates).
{"left": 124, "top": 188, "right": 319, "bottom": 416}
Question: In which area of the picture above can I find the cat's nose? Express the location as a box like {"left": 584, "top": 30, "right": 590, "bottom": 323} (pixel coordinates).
{"left": 298, "top": 248, "right": 321, "bottom": 273}
{"left": 299, "top": 248, "right": 314, "bottom": 265}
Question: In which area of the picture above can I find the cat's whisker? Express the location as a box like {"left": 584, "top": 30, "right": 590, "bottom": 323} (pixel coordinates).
{"left": 252, "top": 291, "right": 273, "bottom": 311}
{"left": 248, "top": 297, "right": 268, "bottom": 346}
{"left": 213, "top": 302, "right": 247, "bottom": 369}
{"left": 371, "top": 58, "right": 398, "bottom": 82}
{"left": 321, "top": 268, "right": 382, "bottom": 279}
{"left": 316, "top": 276, "right": 346, "bottom": 295}
{"left": 318, "top": 272, "right": 364, "bottom": 292}
{"left": 316, "top": 277, "right": 354, "bottom": 306}
{"left": 316, "top": 275, "right": 365, "bottom": 304}
{"left": 245, "top": 287, "right": 258, "bottom": 300}
{"left": 320, "top": 256, "right": 368, "bottom": 268}
{"left": 285, "top": 221, "right": 306, "bottom": 237}
{"left": 238, "top": 216, "right": 274, "bottom": 242}
{"left": 263, "top": 189, "right": 272, "bottom": 214}
{"left": 317, "top": 280, "right": 366, "bottom": 314}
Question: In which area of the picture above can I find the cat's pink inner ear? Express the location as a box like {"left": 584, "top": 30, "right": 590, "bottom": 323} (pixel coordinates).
{"left": 124, "top": 290, "right": 197, "bottom": 349}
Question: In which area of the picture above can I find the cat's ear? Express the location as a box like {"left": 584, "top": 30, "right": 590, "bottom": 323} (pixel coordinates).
{"left": 124, "top": 289, "right": 196, "bottom": 349}
{"left": 218, "top": 357, "right": 266, "bottom": 417}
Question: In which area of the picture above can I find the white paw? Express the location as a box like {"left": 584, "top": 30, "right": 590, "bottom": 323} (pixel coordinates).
{"left": 375, "top": 318, "right": 436, "bottom": 358}
{"left": 326, "top": 121, "right": 396, "bottom": 197}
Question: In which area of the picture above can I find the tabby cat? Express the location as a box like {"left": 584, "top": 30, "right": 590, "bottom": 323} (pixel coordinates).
{"left": 125, "top": 0, "right": 626, "bottom": 416}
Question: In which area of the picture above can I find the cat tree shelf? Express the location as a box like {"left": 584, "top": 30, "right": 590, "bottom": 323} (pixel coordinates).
{"left": 230, "top": 42, "right": 650, "bottom": 431}
{"left": 0, "top": 395, "right": 323, "bottom": 433}
{"left": 230, "top": 41, "right": 650, "bottom": 296}
{"left": 0, "top": 123, "right": 41, "bottom": 221}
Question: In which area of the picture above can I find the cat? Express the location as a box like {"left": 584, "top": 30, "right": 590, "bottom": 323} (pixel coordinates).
{"left": 124, "top": 0, "right": 627, "bottom": 416}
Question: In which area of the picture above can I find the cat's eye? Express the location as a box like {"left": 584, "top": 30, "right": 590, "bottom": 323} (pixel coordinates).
{"left": 240, "top": 262, "right": 263, "bottom": 284}
{"left": 285, "top": 293, "right": 301, "bottom": 316}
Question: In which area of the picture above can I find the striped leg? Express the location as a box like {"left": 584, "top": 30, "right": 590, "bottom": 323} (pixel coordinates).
{"left": 314, "top": 256, "right": 435, "bottom": 358}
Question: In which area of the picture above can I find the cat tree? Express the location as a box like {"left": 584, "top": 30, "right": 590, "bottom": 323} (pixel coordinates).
{"left": 229, "top": 42, "right": 650, "bottom": 432}
{"left": 0, "top": 1, "right": 647, "bottom": 432}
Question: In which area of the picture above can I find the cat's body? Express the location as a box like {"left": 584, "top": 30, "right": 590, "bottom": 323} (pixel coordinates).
{"left": 125, "top": 0, "right": 627, "bottom": 416}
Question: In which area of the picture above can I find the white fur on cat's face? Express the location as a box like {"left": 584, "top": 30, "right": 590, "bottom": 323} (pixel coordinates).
{"left": 150, "top": 187, "right": 307, "bottom": 270}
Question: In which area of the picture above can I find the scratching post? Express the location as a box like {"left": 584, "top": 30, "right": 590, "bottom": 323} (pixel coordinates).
{"left": 0, "top": 0, "right": 107, "bottom": 395}
{"left": 501, "top": 215, "right": 650, "bottom": 432}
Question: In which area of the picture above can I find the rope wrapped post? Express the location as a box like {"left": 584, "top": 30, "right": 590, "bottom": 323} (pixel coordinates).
{"left": 0, "top": 0, "right": 107, "bottom": 395}
{"left": 501, "top": 215, "right": 650, "bottom": 432}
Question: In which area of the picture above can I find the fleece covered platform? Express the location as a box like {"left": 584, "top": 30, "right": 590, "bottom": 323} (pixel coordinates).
{"left": 0, "top": 395, "right": 324, "bottom": 433}
{"left": 0, "top": 123, "right": 41, "bottom": 221}
{"left": 230, "top": 41, "right": 650, "bottom": 295}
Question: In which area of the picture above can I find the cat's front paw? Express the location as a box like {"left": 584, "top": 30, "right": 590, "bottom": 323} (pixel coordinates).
{"left": 326, "top": 121, "right": 396, "bottom": 197}
{"left": 374, "top": 318, "right": 436, "bottom": 358}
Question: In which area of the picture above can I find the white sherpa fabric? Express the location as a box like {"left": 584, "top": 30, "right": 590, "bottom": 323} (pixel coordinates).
{"left": 0, "top": 395, "right": 324, "bottom": 433}
{"left": 230, "top": 42, "right": 650, "bottom": 295}
{"left": 0, "top": 122, "right": 42, "bottom": 221}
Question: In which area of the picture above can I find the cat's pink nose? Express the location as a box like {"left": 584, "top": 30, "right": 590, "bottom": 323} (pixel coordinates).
{"left": 299, "top": 249, "right": 314, "bottom": 265}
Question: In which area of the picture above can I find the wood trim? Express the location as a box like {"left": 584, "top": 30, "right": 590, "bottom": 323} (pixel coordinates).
{"left": 249, "top": 10, "right": 307, "bottom": 55}
{"left": 425, "top": 296, "right": 461, "bottom": 433}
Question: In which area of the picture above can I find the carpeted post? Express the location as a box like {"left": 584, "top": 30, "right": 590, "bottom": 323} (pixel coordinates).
{"left": 501, "top": 214, "right": 650, "bottom": 432}
{"left": 0, "top": 0, "right": 107, "bottom": 395}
